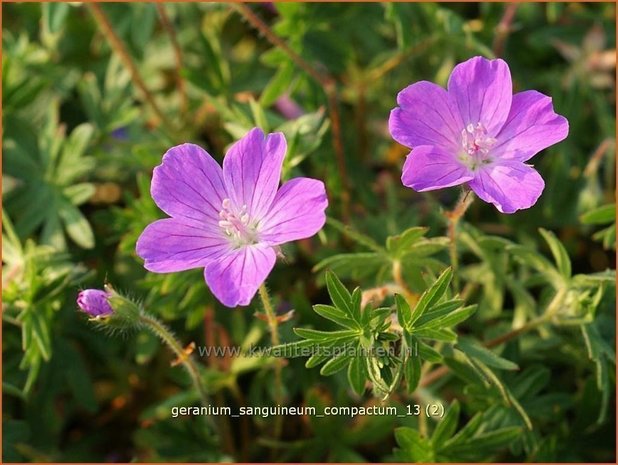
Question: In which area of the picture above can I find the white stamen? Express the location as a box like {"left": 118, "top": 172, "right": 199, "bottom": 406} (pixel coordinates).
{"left": 460, "top": 122, "right": 497, "bottom": 170}
{"left": 218, "top": 198, "right": 259, "bottom": 247}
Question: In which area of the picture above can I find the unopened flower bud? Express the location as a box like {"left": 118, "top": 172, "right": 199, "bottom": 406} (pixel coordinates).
{"left": 77, "top": 289, "right": 113, "bottom": 317}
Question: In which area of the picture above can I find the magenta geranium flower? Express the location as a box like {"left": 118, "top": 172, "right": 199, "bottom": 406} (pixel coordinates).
{"left": 389, "top": 56, "right": 569, "bottom": 213}
{"left": 136, "top": 128, "right": 328, "bottom": 307}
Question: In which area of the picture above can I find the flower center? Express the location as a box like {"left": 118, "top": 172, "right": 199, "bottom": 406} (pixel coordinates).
{"left": 218, "top": 198, "right": 259, "bottom": 247}
{"left": 459, "top": 123, "right": 497, "bottom": 170}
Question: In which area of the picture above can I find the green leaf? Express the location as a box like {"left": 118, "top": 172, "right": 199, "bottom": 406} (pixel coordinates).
{"left": 416, "top": 305, "right": 476, "bottom": 330}
{"left": 347, "top": 356, "right": 367, "bottom": 395}
{"left": 402, "top": 237, "right": 449, "bottom": 259}
{"left": 384, "top": 3, "right": 415, "bottom": 50}
{"left": 415, "top": 300, "right": 464, "bottom": 327}
{"left": 320, "top": 354, "right": 353, "bottom": 376}
{"left": 511, "top": 366, "right": 550, "bottom": 399}
{"left": 409, "top": 267, "right": 453, "bottom": 328}
{"left": 260, "top": 62, "right": 295, "bottom": 107}
{"left": 313, "top": 304, "right": 358, "bottom": 329}
{"left": 539, "top": 228, "right": 572, "bottom": 279}
{"left": 57, "top": 201, "right": 94, "bottom": 249}
{"left": 130, "top": 4, "right": 157, "bottom": 50}
{"left": 365, "top": 355, "right": 390, "bottom": 397}
{"left": 394, "top": 427, "right": 435, "bottom": 462}
{"left": 432, "top": 400, "right": 460, "bottom": 449}
{"left": 580, "top": 203, "right": 615, "bottom": 225}
{"left": 293, "top": 328, "right": 358, "bottom": 341}
{"left": 325, "top": 270, "right": 357, "bottom": 320}
{"left": 441, "top": 427, "right": 521, "bottom": 456}
{"left": 305, "top": 353, "right": 330, "bottom": 369}
{"left": 29, "top": 311, "right": 52, "bottom": 361}
{"left": 414, "top": 327, "right": 457, "bottom": 343}
{"left": 457, "top": 338, "right": 519, "bottom": 371}
{"left": 270, "top": 339, "right": 318, "bottom": 358}
{"left": 386, "top": 226, "right": 428, "bottom": 257}
{"left": 63, "top": 183, "right": 95, "bottom": 206}
{"left": 403, "top": 349, "right": 422, "bottom": 393}
{"left": 42, "top": 3, "right": 69, "bottom": 34}
{"left": 57, "top": 123, "right": 94, "bottom": 183}
{"left": 581, "top": 322, "right": 614, "bottom": 423}
{"left": 505, "top": 388, "right": 533, "bottom": 430}
{"left": 443, "top": 412, "right": 484, "bottom": 445}
{"left": 249, "top": 98, "right": 269, "bottom": 132}
{"left": 395, "top": 294, "right": 413, "bottom": 331}
{"left": 418, "top": 341, "right": 443, "bottom": 363}
{"left": 507, "top": 244, "right": 564, "bottom": 289}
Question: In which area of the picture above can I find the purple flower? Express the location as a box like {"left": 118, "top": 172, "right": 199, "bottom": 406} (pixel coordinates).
{"left": 136, "top": 128, "right": 328, "bottom": 307}
{"left": 389, "top": 56, "right": 569, "bottom": 213}
{"left": 77, "top": 289, "right": 114, "bottom": 317}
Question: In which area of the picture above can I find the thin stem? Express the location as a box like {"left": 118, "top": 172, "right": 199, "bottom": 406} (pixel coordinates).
{"left": 446, "top": 189, "right": 474, "bottom": 290}
{"left": 138, "top": 313, "right": 211, "bottom": 411}
{"left": 259, "top": 285, "right": 281, "bottom": 348}
{"left": 392, "top": 260, "right": 419, "bottom": 306}
{"left": 89, "top": 4, "right": 175, "bottom": 130}
{"left": 156, "top": 4, "right": 188, "bottom": 115}
{"left": 233, "top": 3, "right": 351, "bottom": 222}
{"left": 483, "top": 314, "right": 549, "bottom": 348}
{"left": 492, "top": 3, "right": 519, "bottom": 57}
{"left": 583, "top": 137, "right": 614, "bottom": 178}
{"left": 258, "top": 284, "right": 284, "bottom": 440}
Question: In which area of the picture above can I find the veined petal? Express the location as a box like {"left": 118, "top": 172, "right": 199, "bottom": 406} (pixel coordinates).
{"left": 260, "top": 178, "right": 328, "bottom": 245}
{"left": 493, "top": 90, "right": 569, "bottom": 162}
{"left": 389, "top": 81, "right": 462, "bottom": 151}
{"left": 401, "top": 145, "right": 473, "bottom": 192}
{"left": 469, "top": 160, "right": 545, "bottom": 214}
{"left": 77, "top": 289, "right": 113, "bottom": 317}
{"left": 223, "top": 128, "right": 287, "bottom": 221}
{"left": 204, "top": 245, "right": 276, "bottom": 307}
{"left": 136, "top": 218, "right": 229, "bottom": 273}
{"left": 447, "top": 56, "right": 512, "bottom": 135}
{"left": 151, "top": 143, "right": 227, "bottom": 224}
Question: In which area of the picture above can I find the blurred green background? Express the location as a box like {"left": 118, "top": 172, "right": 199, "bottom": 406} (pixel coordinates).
{"left": 3, "top": 2, "right": 615, "bottom": 462}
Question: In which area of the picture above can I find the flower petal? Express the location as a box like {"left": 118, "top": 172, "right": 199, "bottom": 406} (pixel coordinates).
{"left": 204, "top": 245, "right": 276, "bottom": 307}
{"left": 401, "top": 145, "right": 474, "bottom": 192}
{"left": 223, "top": 128, "right": 287, "bottom": 220}
{"left": 151, "top": 143, "right": 227, "bottom": 224}
{"left": 493, "top": 90, "right": 569, "bottom": 162}
{"left": 259, "top": 178, "right": 328, "bottom": 245}
{"left": 77, "top": 289, "right": 113, "bottom": 317}
{"left": 389, "top": 81, "right": 463, "bottom": 151}
{"left": 447, "top": 56, "right": 512, "bottom": 135}
{"left": 136, "top": 218, "right": 229, "bottom": 273}
{"left": 469, "top": 160, "right": 545, "bottom": 214}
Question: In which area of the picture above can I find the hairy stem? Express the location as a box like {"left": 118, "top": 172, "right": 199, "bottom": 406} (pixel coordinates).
{"left": 233, "top": 3, "right": 351, "bottom": 222}
{"left": 446, "top": 189, "right": 474, "bottom": 290}
{"left": 392, "top": 260, "right": 419, "bottom": 306}
{"left": 258, "top": 284, "right": 284, "bottom": 440}
{"left": 89, "top": 4, "right": 175, "bottom": 130}
{"left": 138, "top": 313, "right": 211, "bottom": 412}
